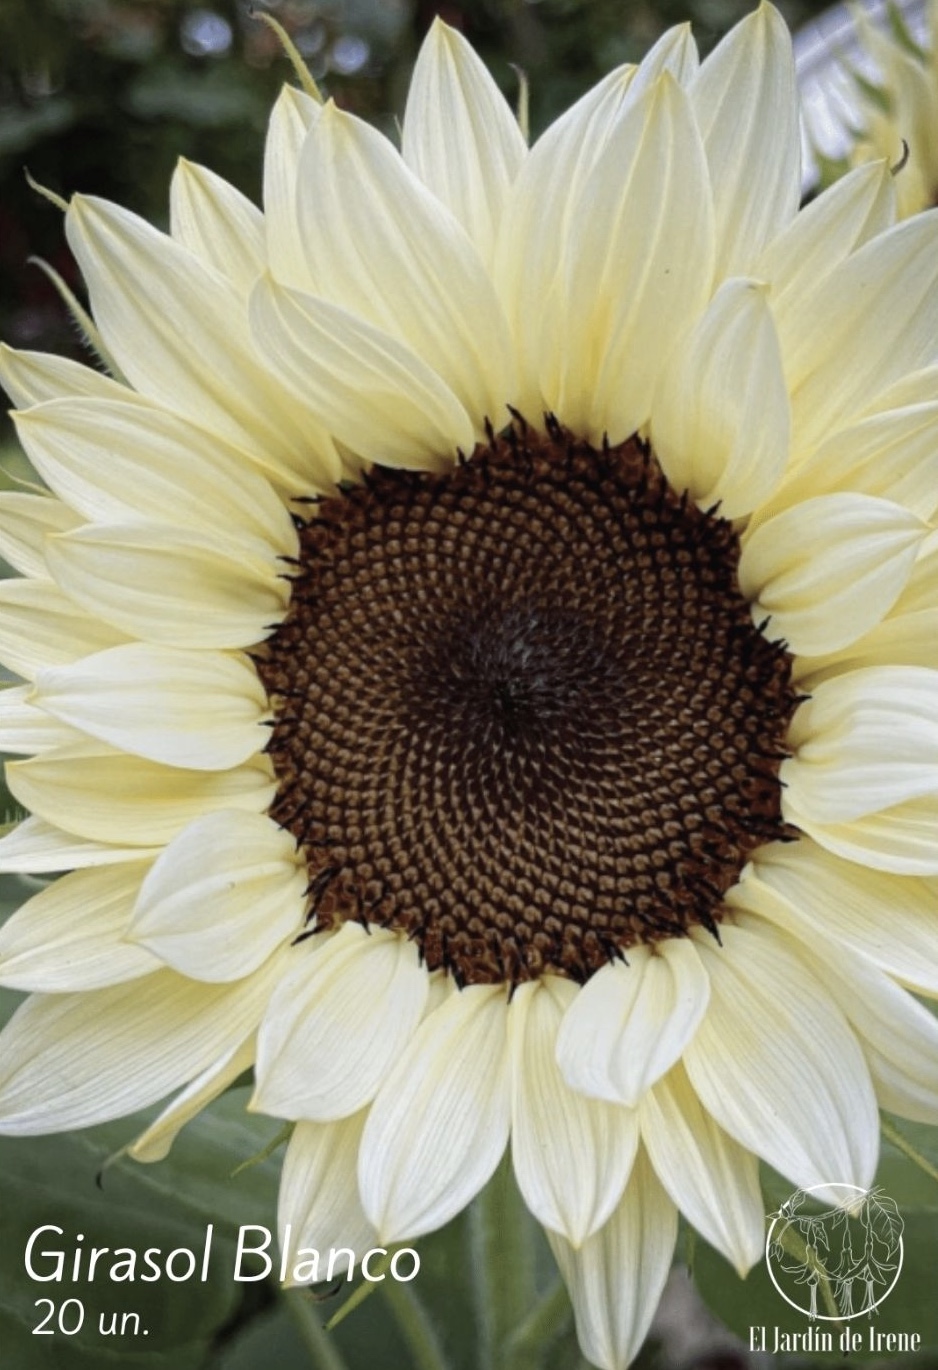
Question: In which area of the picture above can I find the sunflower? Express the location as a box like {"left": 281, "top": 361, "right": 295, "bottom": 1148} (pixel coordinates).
{"left": 0, "top": 6, "right": 937, "bottom": 1368}
{"left": 798, "top": 0, "right": 938, "bottom": 217}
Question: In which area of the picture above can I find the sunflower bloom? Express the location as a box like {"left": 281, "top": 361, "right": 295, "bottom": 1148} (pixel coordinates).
{"left": 1, "top": 7, "right": 937, "bottom": 1369}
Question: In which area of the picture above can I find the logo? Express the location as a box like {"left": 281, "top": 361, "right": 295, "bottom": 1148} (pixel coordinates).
{"left": 766, "top": 1185, "right": 904, "bottom": 1321}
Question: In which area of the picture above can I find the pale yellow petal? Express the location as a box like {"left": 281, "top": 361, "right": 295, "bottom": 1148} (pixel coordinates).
{"left": 129, "top": 810, "right": 305, "bottom": 980}
{"left": 508, "top": 978, "right": 638, "bottom": 1246}
{"left": 0, "top": 493, "right": 82, "bottom": 578}
{"left": 547, "top": 1151, "right": 678, "bottom": 1370}
{"left": 651, "top": 278, "right": 789, "bottom": 517}
{"left": 0, "top": 955, "right": 283, "bottom": 1134}
{"left": 359, "top": 984, "right": 510, "bottom": 1242}
{"left": 739, "top": 495, "right": 926, "bottom": 655}
{"left": 6, "top": 746, "right": 275, "bottom": 846}
{"left": 45, "top": 522, "right": 288, "bottom": 650}
{"left": 253, "top": 924, "right": 428, "bottom": 1121}
{"left": 170, "top": 159, "right": 264, "bottom": 293}
{"left": 402, "top": 19, "right": 526, "bottom": 264}
{"left": 688, "top": 3, "right": 800, "bottom": 276}
{"left": 32, "top": 645, "right": 270, "bottom": 770}
{"left": 0, "top": 862, "right": 157, "bottom": 991}
{"left": 13, "top": 397, "right": 297, "bottom": 553}
{"left": 0, "top": 578, "right": 130, "bottom": 680}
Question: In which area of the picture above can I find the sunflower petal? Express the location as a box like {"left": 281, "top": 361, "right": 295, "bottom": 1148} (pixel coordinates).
{"left": 359, "top": 984, "right": 510, "bottom": 1242}
{"left": 683, "top": 919, "right": 879, "bottom": 1195}
{"left": 0, "top": 862, "right": 157, "bottom": 991}
{"left": 640, "top": 1063, "right": 764, "bottom": 1276}
{"left": 547, "top": 1151, "right": 678, "bottom": 1370}
{"left": 651, "top": 278, "right": 789, "bottom": 517}
{"left": 739, "top": 495, "right": 926, "bottom": 655}
{"left": 783, "top": 666, "right": 938, "bottom": 822}
{"left": 45, "top": 522, "right": 288, "bottom": 650}
{"left": 6, "top": 747, "right": 275, "bottom": 846}
{"left": 254, "top": 924, "right": 428, "bottom": 1122}
{"left": 129, "top": 811, "right": 305, "bottom": 980}
{"left": 508, "top": 978, "right": 638, "bottom": 1247}
{"left": 403, "top": 19, "right": 526, "bottom": 264}
{"left": 32, "top": 645, "right": 269, "bottom": 771}
{"left": 277, "top": 1114, "right": 377, "bottom": 1283}
{"left": 688, "top": 3, "right": 800, "bottom": 276}
{"left": 556, "top": 941, "right": 709, "bottom": 1107}
{"left": 0, "top": 955, "right": 284, "bottom": 1134}
{"left": 0, "top": 493, "right": 81, "bottom": 578}
{"left": 169, "top": 159, "right": 264, "bottom": 293}
{"left": 129, "top": 1035, "right": 256, "bottom": 1163}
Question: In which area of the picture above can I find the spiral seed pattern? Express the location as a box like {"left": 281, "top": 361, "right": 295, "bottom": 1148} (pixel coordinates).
{"left": 258, "top": 423, "right": 797, "bottom": 985}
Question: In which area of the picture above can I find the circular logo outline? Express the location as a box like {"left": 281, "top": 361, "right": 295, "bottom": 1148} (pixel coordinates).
{"left": 765, "top": 1183, "right": 904, "bottom": 1321}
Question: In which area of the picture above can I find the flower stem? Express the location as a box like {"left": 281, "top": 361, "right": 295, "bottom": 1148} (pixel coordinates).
{"left": 469, "top": 1155, "right": 538, "bottom": 1370}
{"left": 502, "top": 1277, "right": 571, "bottom": 1370}
{"left": 881, "top": 1117, "right": 938, "bottom": 1186}
{"left": 282, "top": 1287, "right": 351, "bottom": 1370}
{"left": 381, "top": 1278, "right": 452, "bottom": 1370}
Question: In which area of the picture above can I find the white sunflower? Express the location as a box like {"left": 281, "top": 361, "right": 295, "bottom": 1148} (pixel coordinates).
{"left": 0, "top": 7, "right": 937, "bottom": 1368}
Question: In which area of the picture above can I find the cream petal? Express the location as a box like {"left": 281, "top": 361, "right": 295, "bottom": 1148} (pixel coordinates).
{"left": 495, "top": 22, "right": 699, "bottom": 415}
{"left": 45, "top": 522, "right": 288, "bottom": 650}
{"left": 295, "top": 103, "right": 515, "bottom": 427}
{"left": 6, "top": 746, "right": 275, "bottom": 846}
{"left": 508, "top": 978, "right": 638, "bottom": 1247}
{"left": 0, "top": 578, "right": 130, "bottom": 680}
{"left": 0, "top": 862, "right": 157, "bottom": 991}
{"left": 794, "top": 608, "right": 938, "bottom": 684}
{"left": 650, "top": 279, "right": 789, "bottom": 517}
{"left": 754, "top": 160, "right": 895, "bottom": 314}
{"left": 169, "top": 159, "right": 265, "bottom": 293}
{"left": 278, "top": 1114, "right": 377, "bottom": 1283}
{"left": 739, "top": 495, "right": 926, "bottom": 655}
{"left": 402, "top": 20, "right": 526, "bottom": 264}
{"left": 0, "top": 493, "right": 81, "bottom": 578}
{"left": 13, "top": 398, "right": 297, "bottom": 553}
{"left": 547, "top": 1150, "right": 678, "bottom": 1370}
{"left": 254, "top": 924, "right": 427, "bottom": 1121}
{"left": 358, "top": 984, "right": 510, "bottom": 1242}
{"left": 543, "top": 73, "right": 714, "bottom": 442}
{"left": 129, "top": 810, "right": 305, "bottom": 980}
{"left": 640, "top": 1062, "right": 764, "bottom": 1276}
{"left": 747, "top": 839, "right": 938, "bottom": 994}
{"left": 556, "top": 941, "right": 709, "bottom": 1108}
{"left": 752, "top": 402, "right": 938, "bottom": 529}
{"left": 249, "top": 274, "right": 474, "bottom": 466}
{"left": 731, "top": 878, "right": 938, "bottom": 1124}
{"left": 688, "top": 3, "right": 800, "bottom": 276}
{"left": 65, "top": 195, "right": 340, "bottom": 493}
{"left": 31, "top": 645, "right": 270, "bottom": 771}
{"left": 493, "top": 62, "right": 638, "bottom": 418}
{"left": 783, "top": 212, "right": 938, "bottom": 456}
{"left": 785, "top": 795, "right": 938, "bottom": 876}
{"left": 0, "top": 342, "right": 135, "bottom": 407}
{"left": 682, "top": 919, "right": 879, "bottom": 1194}
{"left": 857, "top": 363, "right": 938, "bottom": 421}
{"left": 783, "top": 666, "right": 938, "bottom": 823}
{"left": 263, "top": 85, "right": 321, "bottom": 293}
{"left": 629, "top": 22, "right": 700, "bottom": 91}
{"left": 0, "top": 955, "right": 283, "bottom": 1134}
{"left": 0, "top": 683, "right": 83, "bottom": 754}
{"left": 0, "top": 816, "right": 161, "bottom": 872}
{"left": 129, "top": 1035, "right": 256, "bottom": 1163}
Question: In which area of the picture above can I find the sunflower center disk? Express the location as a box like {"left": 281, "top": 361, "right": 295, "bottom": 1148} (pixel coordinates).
{"left": 259, "top": 426, "right": 798, "bottom": 986}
